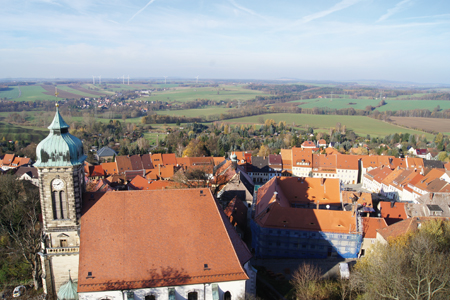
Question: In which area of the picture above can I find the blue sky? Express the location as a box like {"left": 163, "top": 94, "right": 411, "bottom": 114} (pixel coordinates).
{"left": 1, "top": 0, "right": 449, "bottom": 83}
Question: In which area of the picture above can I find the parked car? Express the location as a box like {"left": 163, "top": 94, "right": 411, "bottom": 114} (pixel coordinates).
{"left": 12, "top": 286, "right": 25, "bottom": 298}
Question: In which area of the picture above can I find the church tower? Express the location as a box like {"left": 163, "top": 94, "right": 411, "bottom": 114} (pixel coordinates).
{"left": 35, "top": 104, "right": 86, "bottom": 299}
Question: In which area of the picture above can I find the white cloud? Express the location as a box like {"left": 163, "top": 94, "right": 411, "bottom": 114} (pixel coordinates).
{"left": 127, "top": 0, "right": 157, "bottom": 23}
{"left": 377, "top": 0, "right": 413, "bottom": 22}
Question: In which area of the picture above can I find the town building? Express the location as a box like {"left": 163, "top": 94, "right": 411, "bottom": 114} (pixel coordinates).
{"left": 251, "top": 177, "right": 362, "bottom": 259}
{"left": 36, "top": 105, "right": 256, "bottom": 300}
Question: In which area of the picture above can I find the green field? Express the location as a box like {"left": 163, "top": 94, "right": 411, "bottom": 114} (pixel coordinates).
{"left": 156, "top": 107, "right": 231, "bottom": 117}
{"left": 291, "top": 97, "right": 378, "bottom": 110}
{"left": 0, "top": 86, "right": 57, "bottom": 101}
{"left": 288, "top": 96, "right": 450, "bottom": 112}
{"left": 56, "top": 85, "right": 104, "bottom": 98}
{"left": 0, "top": 122, "right": 47, "bottom": 143}
{"left": 143, "top": 85, "right": 270, "bottom": 103}
{"left": 83, "top": 84, "right": 150, "bottom": 92}
{"left": 222, "top": 113, "right": 434, "bottom": 138}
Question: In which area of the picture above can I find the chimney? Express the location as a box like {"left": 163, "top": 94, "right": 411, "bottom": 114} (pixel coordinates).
{"left": 321, "top": 178, "right": 325, "bottom": 186}
{"left": 316, "top": 200, "right": 319, "bottom": 209}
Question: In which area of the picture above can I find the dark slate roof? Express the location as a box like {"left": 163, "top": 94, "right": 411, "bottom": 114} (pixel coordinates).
{"left": 239, "top": 171, "right": 254, "bottom": 196}
{"left": 252, "top": 156, "right": 269, "bottom": 172}
{"left": 141, "top": 154, "right": 153, "bottom": 169}
{"left": 14, "top": 166, "right": 39, "bottom": 179}
{"left": 129, "top": 155, "right": 144, "bottom": 170}
{"left": 97, "top": 146, "right": 117, "bottom": 157}
{"left": 423, "top": 159, "right": 444, "bottom": 169}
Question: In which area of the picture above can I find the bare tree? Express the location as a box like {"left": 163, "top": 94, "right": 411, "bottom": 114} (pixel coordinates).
{"left": 352, "top": 219, "right": 450, "bottom": 300}
{"left": 290, "top": 263, "right": 324, "bottom": 300}
{"left": 0, "top": 175, "right": 42, "bottom": 289}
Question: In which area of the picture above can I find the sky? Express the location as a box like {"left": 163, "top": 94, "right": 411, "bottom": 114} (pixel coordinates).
{"left": 1, "top": 0, "right": 450, "bottom": 83}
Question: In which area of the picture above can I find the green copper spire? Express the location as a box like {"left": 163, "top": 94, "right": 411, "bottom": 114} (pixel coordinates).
{"left": 48, "top": 104, "right": 70, "bottom": 130}
{"left": 57, "top": 271, "right": 78, "bottom": 300}
{"left": 34, "top": 104, "right": 86, "bottom": 167}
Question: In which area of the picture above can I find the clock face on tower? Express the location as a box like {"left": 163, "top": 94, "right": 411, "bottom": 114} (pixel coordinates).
{"left": 52, "top": 179, "right": 64, "bottom": 191}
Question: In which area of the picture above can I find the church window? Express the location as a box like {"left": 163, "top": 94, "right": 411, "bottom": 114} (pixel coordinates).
{"left": 168, "top": 288, "right": 175, "bottom": 300}
{"left": 144, "top": 296, "right": 155, "bottom": 300}
{"left": 60, "top": 191, "right": 67, "bottom": 219}
{"left": 224, "top": 291, "right": 232, "bottom": 300}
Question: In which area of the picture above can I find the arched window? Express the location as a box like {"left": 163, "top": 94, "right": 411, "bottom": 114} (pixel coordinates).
{"left": 52, "top": 190, "right": 67, "bottom": 220}
{"left": 144, "top": 296, "right": 155, "bottom": 300}
{"left": 59, "top": 191, "right": 67, "bottom": 219}
{"left": 187, "top": 292, "right": 198, "bottom": 300}
{"left": 224, "top": 291, "right": 231, "bottom": 300}
{"left": 52, "top": 191, "right": 60, "bottom": 219}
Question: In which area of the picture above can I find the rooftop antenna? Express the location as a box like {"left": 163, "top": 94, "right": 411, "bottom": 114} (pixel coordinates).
{"left": 127, "top": 75, "right": 130, "bottom": 85}
{"left": 196, "top": 75, "right": 199, "bottom": 84}
{"left": 163, "top": 76, "right": 168, "bottom": 84}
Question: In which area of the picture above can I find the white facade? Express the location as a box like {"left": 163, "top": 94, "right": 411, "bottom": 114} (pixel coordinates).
{"left": 336, "top": 168, "right": 358, "bottom": 184}
{"left": 79, "top": 280, "right": 246, "bottom": 300}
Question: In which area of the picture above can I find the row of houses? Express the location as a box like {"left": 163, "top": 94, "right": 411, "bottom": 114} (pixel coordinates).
{"left": 362, "top": 167, "right": 450, "bottom": 202}
{"left": 234, "top": 148, "right": 440, "bottom": 185}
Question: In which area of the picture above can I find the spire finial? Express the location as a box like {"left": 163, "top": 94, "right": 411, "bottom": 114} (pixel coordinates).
{"left": 55, "top": 87, "right": 59, "bottom": 108}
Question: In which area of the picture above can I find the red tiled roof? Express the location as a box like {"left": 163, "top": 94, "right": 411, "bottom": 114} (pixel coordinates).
{"left": 78, "top": 189, "right": 248, "bottom": 292}
{"left": 115, "top": 156, "right": 133, "bottom": 174}
{"left": 2, "top": 154, "right": 14, "bottom": 165}
{"left": 341, "top": 191, "right": 373, "bottom": 208}
{"left": 377, "top": 217, "right": 450, "bottom": 241}
{"left": 362, "top": 217, "right": 387, "bottom": 239}
{"left": 88, "top": 165, "right": 105, "bottom": 177}
{"left": 101, "top": 162, "right": 118, "bottom": 175}
{"left": 162, "top": 153, "right": 177, "bottom": 165}
{"left": 379, "top": 201, "right": 408, "bottom": 225}
{"left": 301, "top": 141, "right": 316, "bottom": 148}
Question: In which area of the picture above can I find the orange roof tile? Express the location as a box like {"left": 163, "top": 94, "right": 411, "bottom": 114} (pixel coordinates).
{"left": 151, "top": 153, "right": 163, "bottom": 165}
{"left": 101, "top": 162, "right": 118, "bottom": 175}
{"left": 373, "top": 166, "right": 393, "bottom": 184}
{"left": 362, "top": 217, "right": 388, "bottom": 239}
{"left": 213, "top": 157, "right": 226, "bottom": 165}
{"left": 255, "top": 201, "right": 357, "bottom": 233}
{"left": 162, "top": 153, "right": 177, "bottom": 165}
{"left": 88, "top": 165, "right": 105, "bottom": 177}
{"left": 415, "top": 168, "right": 445, "bottom": 191}
{"left": 381, "top": 168, "right": 404, "bottom": 186}
{"left": 301, "top": 141, "right": 316, "bottom": 148}
{"left": 341, "top": 191, "right": 373, "bottom": 208}
{"left": 78, "top": 189, "right": 248, "bottom": 292}
{"left": 292, "top": 147, "right": 312, "bottom": 166}
{"left": 377, "top": 217, "right": 450, "bottom": 241}
{"left": 2, "top": 154, "right": 14, "bottom": 165}
{"left": 379, "top": 201, "right": 408, "bottom": 225}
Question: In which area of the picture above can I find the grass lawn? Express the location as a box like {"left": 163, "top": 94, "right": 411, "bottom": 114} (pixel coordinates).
{"left": 222, "top": 113, "right": 435, "bottom": 138}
